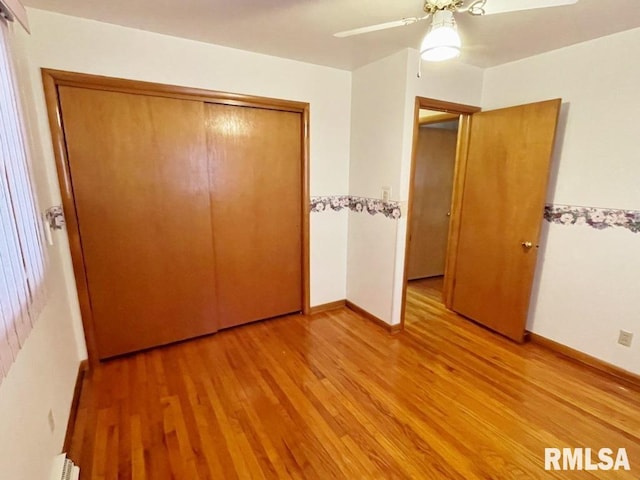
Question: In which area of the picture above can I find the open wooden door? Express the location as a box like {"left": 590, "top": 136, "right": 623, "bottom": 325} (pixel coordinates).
{"left": 450, "top": 99, "right": 561, "bottom": 342}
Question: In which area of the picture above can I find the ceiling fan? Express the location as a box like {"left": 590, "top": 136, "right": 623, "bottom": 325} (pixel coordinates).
{"left": 334, "top": 0, "right": 579, "bottom": 62}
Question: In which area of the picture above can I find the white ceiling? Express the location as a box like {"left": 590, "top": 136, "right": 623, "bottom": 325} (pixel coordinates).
{"left": 22, "top": 0, "right": 640, "bottom": 70}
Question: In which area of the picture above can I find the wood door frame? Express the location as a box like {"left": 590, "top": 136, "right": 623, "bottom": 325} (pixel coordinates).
{"left": 418, "top": 112, "right": 460, "bottom": 126}
{"left": 399, "top": 96, "right": 481, "bottom": 329}
{"left": 41, "top": 69, "right": 311, "bottom": 365}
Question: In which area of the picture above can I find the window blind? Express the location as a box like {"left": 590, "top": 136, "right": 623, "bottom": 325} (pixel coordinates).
{"left": 0, "top": 17, "right": 46, "bottom": 385}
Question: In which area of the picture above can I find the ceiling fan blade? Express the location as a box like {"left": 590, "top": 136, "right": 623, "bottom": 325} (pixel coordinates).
{"left": 469, "top": 0, "right": 578, "bottom": 16}
{"left": 334, "top": 15, "right": 429, "bottom": 38}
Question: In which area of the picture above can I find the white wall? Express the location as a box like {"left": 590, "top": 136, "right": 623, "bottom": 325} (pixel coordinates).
{"left": 348, "top": 50, "right": 410, "bottom": 200}
{"left": 0, "top": 21, "right": 83, "bottom": 480}
{"left": 348, "top": 30, "right": 640, "bottom": 376}
{"left": 346, "top": 48, "right": 483, "bottom": 323}
{"left": 482, "top": 27, "right": 640, "bottom": 374}
{"left": 24, "top": 8, "right": 353, "bottom": 308}
{"left": 391, "top": 50, "right": 483, "bottom": 324}
{"left": 346, "top": 50, "right": 408, "bottom": 320}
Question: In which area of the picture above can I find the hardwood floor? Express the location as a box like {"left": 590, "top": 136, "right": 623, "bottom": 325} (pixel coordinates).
{"left": 69, "top": 281, "right": 640, "bottom": 479}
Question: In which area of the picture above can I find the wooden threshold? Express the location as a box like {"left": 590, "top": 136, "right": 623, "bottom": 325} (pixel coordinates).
{"left": 346, "top": 300, "right": 402, "bottom": 334}
{"left": 529, "top": 332, "right": 640, "bottom": 388}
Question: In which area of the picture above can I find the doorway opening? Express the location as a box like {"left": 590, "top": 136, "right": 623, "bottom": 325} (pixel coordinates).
{"left": 400, "top": 97, "right": 480, "bottom": 329}
{"left": 400, "top": 96, "right": 561, "bottom": 341}
{"left": 405, "top": 111, "right": 459, "bottom": 322}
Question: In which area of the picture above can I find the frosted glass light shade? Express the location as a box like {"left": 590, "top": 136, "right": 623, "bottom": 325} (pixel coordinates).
{"left": 420, "top": 10, "right": 461, "bottom": 62}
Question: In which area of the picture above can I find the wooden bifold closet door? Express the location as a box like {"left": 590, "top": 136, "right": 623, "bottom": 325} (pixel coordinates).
{"left": 206, "top": 104, "right": 302, "bottom": 329}
{"left": 58, "top": 86, "right": 303, "bottom": 360}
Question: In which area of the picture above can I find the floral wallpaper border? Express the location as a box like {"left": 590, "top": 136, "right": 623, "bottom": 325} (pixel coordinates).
{"left": 311, "top": 195, "right": 402, "bottom": 219}
{"left": 544, "top": 204, "right": 640, "bottom": 234}
{"left": 311, "top": 198, "right": 640, "bottom": 231}
{"left": 44, "top": 205, "right": 65, "bottom": 230}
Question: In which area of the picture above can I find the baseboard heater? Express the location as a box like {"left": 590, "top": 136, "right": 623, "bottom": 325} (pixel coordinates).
{"left": 50, "top": 453, "right": 79, "bottom": 480}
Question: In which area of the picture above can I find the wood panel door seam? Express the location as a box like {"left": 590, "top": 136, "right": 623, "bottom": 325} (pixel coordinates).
{"left": 42, "top": 69, "right": 311, "bottom": 363}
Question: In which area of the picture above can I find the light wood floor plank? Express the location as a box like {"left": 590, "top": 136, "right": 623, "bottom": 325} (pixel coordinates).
{"left": 69, "top": 278, "right": 640, "bottom": 478}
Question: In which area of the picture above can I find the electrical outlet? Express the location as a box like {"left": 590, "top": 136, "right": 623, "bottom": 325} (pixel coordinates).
{"left": 381, "top": 186, "right": 391, "bottom": 202}
{"left": 48, "top": 409, "right": 55, "bottom": 433}
{"left": 618, "top": 330, "right": 633, "bottom": 348}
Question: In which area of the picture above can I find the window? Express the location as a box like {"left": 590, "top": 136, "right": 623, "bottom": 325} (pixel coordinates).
{"left": 0, "top": 17, "right": 46, "bottom": 385}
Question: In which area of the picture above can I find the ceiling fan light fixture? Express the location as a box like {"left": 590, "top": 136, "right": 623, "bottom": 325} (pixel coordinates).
{"left": 420, "top": 10, "right": 461, "bottom": 62}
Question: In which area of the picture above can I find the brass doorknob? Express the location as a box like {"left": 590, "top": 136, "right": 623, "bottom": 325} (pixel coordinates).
{"left": 522, "top": 241, "right": 533, "bottom": 249}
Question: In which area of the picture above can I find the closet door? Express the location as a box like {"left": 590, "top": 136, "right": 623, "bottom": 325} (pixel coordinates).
{"left": 408, "top": 126, "right": 457, "bottom": 280}
{"left": 59, "top": 87, "right": 218, "bottom": 359}
{"left": 206, "top": 104, "right": 302, "bottom": 328}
